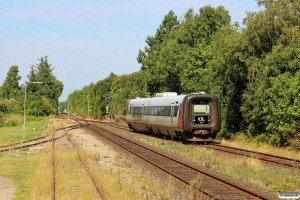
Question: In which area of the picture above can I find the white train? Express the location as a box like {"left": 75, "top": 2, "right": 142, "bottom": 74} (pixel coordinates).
{"left": 126, "top": 92, "right": 220, "bottom": 142}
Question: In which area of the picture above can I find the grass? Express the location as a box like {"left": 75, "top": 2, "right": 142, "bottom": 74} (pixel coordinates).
{"left": 3, "top": 117, "right": 298, "bottom": 199}
{"left": 0, "top": 150, "right": 44, "bottom": 200}
{"left": 0, "top": 119, "right": 49, "bottom": 145}
{"left": 221, "top": 134, "right": 300, "bottom": 160}
{"left": 28, "top": 137, "right": 194, "bottom": 199}
{"left": 122, "top": 131, "right": 300, "bottom": 194}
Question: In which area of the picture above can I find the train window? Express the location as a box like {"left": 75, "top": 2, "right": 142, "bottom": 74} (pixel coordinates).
{"left": 160, "top": 107, "right": 164, "bottom": 116}
{"left": 165, "top": 106, "right": 171, "bottom": 116}
{"left": 154, "top": 106, "right": 160, "bottom": 115}
{"left": 149, "top": 106, "right": 153, "bottom": 115}
{"left": 144, "top": 107, "right": 148, "bottom": 115}
{"left": 193, "top": 100, "right": 210, "bottom": 113}
{"left": 154, "top": 106, "right": 159, "bottom": 116}
{"left": 132, "top": 106, "right": 143, "bottom": 121}
{"left": 173, "top": 106, "right": 179, "bottom": 117}
{"left": 133, "top": 107, "right": 142, "bottom": 114}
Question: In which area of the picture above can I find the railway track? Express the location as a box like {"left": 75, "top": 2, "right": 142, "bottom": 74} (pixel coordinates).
{"left": 1, "top": 118, "right": 107, "bottom": 199}
{"left": 51, "top": 124, "right": 106, "bottom": 200}
{"left": 0, "top": 124, "right": 81, "bottom": 152}
{"left": 70, "top": 117, "right": 277, "bottom": 199}
{"left": 93, "top": 119, "right": 300, "bottom": 170}
{"left": 204, "top": 144, "right": 300, "bottom": 169}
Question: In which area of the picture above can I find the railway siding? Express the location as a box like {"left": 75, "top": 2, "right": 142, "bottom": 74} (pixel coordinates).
{"left": 83, "top": 121, "right": 278, "bottom": 199}
{"left": 53, "top": 130, "right": 106, "bottom": 199}
{"left": 205, "top": 144, "right": 300, "bottom": 169}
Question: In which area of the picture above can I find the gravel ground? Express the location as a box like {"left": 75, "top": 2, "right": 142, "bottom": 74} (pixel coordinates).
{"left": 2, "top": 121, "right": 276, "bottom": 199}
{"left": 0, "top": 176, "right": 15, "bottom": 200}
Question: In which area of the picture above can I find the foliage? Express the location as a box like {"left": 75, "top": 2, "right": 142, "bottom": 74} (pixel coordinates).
{"left": 0, "top": 65, "right": 21, "bottom": 100}
{"left": 240, "top": 0, "right": 300, "bottom": 145}
{"left": 263, "top": 72, "right": 300, "bottom": 146}
{"left": 109, "top": 71, "right": 148, "bottom": 116}
{"left": 68, "top": 1, "right": 300, "bottom": 147}
{"left": 26, "top": 56, "right": 64, "bottom": 116}
{"left": 0, "top": 56, "right": 63, "bottom": 117}
{"left": 137, "top": 10, "right": 179, "bottom": 95}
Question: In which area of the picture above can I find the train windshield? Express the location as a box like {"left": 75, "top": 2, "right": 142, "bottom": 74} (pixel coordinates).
{"left": 193, "top": 100, "right": 210, "bottom": 113}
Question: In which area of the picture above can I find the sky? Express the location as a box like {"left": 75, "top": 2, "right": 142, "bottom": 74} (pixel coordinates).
{"left": 0, "top": 0, "right": 261, "bottom": 101}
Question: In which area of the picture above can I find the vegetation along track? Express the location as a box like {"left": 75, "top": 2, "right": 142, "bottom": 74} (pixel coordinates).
{"left": 204, "top": 144, "right": 300, "bottom": 169}
{"left": 51, "top": 124, "right": 106, "bottom": 200}
{"left": 89, "top": 118, "right": 300, "bottom": 170}
{"left": 0, "top": 124, "right": 80, "bottom": 152}
{"left": 70, "top": 116, "right": 277, "bottom": 199}
{"left": 99, "top": 119, "right": 300, "bottom": 170}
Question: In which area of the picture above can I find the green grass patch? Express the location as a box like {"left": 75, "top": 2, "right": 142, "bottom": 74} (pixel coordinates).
{"left": 0, "top": 119, "right": 49, "bottom": 145}
{"left": 19, "top": 147, "right": 29, "bottom": 151}
{"left": 0, "top": 151, "right": 43, "bottom": 200}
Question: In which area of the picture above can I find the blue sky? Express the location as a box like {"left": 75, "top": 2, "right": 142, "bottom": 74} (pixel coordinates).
{"left": 0, "top": 0, "right": 261, "bottom": 101}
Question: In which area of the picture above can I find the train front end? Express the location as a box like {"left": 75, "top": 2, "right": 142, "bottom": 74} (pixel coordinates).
{"left": 180, "top": 93, "right": 221, "bottom": 141}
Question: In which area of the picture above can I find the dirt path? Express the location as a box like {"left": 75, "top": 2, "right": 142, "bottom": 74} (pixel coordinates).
{"left": 68, "top": 127, "right": 118, "bottom": 167}
{"left": 0, "top": 176, "right": 15, "bottom": 200}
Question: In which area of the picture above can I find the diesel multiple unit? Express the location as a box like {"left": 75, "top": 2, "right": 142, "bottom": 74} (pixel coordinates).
{"left": 126, "top": 92, "right": 221, "bottom": 142}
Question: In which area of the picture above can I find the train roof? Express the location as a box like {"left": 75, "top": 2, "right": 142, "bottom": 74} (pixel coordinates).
{"left": 128, "top": 92, "right": 213, "bottom": 107}
{"left": 128, "top": 94, "right": 186, "bottom": 106}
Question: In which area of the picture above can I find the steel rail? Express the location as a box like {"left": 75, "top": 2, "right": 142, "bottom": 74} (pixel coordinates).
{"left": 0, "top": 134, "right": 66, "bottom": 152}
{"left": 71, "top": 116, "right": 299, "bottom": 170}
{"left": 205, "top": 144, "right": 300, "bottom": 169}
{"left": 0, "top": 124, "right": 80, "bottom": 150}
{"left": 64, "top": 124, "right": 106, "bottom": 200}
{"left": 52, "top": 124, "right": 57, "bottom": 200}
{"left": 81, "top": 122, "right": 277, "bottom": 200}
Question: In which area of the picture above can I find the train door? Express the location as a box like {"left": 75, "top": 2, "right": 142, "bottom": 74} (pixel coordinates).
{"left": 171, "top": 105, "right": 179, "bottom": 126}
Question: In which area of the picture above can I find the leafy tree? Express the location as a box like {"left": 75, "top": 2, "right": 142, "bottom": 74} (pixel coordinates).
{"left": 137, "top": 10, "right": 179, "bottom": 95}
{"left": 208, "top": 24, "right": 247, "bottom": 134}
{"left": 241, "top": 0, "right": 300, "bottom": 144}
{"left": 26, "top": 56, "right": 64, "bottom": 116}
{"left": 109, "top": 71, "right": 148, "bottom": 116}
{"left": 69, "top": 73, "right": 118, "bottom": 119}
{"left": 0, "top": 65, "right": 21, "bottom": 100}
{"left": 264, "top": 72, "right": 300, "bottom": 146}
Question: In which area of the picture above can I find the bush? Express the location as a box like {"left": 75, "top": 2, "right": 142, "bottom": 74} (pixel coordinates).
{"left": 0, "top": 99, "right": 18, "bottom": 113}
{"left": 0, "top": 112, "right": 4, "bottom": 126}
{"left": 3, "top": 114, "right": 23, "bottom": 126}
{"left": 0, "top": 103, "right": 7, "bottom": 113}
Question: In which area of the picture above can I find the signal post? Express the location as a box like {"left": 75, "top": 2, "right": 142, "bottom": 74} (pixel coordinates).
{"left": 105, "top": 94, "right": 110, "bottom": 122}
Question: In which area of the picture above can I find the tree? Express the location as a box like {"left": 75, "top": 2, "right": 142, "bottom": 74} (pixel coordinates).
{"left": 0, "top": 65, "right": 21, "bottom": 100}
{"left": 109, "top": 71, "right": 148, "bottom": 116}
{"left": 208, "top": 24, "right": 247, "bottom": 134}
{"left": 241, "top": 0, "right": 300, "bottom": 144}
{"left": 26, "top": 56, "right": 64, "bottom": 116}
{"left": 137, "top": 10, "right": 179, "bottom": 94}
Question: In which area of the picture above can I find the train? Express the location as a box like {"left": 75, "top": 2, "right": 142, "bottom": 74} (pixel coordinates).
{"left": 126, "top": 92, "right": 221, "bottom": 142}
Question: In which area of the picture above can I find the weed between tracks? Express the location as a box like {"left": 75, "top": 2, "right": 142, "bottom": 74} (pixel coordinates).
{"left": 0, "top": 118, "right": 222, "bottom": 199}
{"left": 28, "top": 145, "right": 198, "bottom": 199}
{"left": 132, "top": 134, "right": 300, "bottom": 193}
{"left": 6, "top": 117, "right": 298, "bottom": 199}
{"left": 221, "top": 134, "right": 300, "bottom": 160}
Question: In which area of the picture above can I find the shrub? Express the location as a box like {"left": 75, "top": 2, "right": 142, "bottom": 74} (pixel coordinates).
{"left": 0, "top": 103, "right": 7, "bottom": 113}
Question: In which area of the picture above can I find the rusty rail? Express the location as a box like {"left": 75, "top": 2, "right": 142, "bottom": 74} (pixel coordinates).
{"left": 64, "top": 124, "right": 106, "bottom": 200}
{"left": 81, "top": 121, "right": 277, "bottom": 199}
{"left": 205, "top": 144, "right": 300, "bottom": 169}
